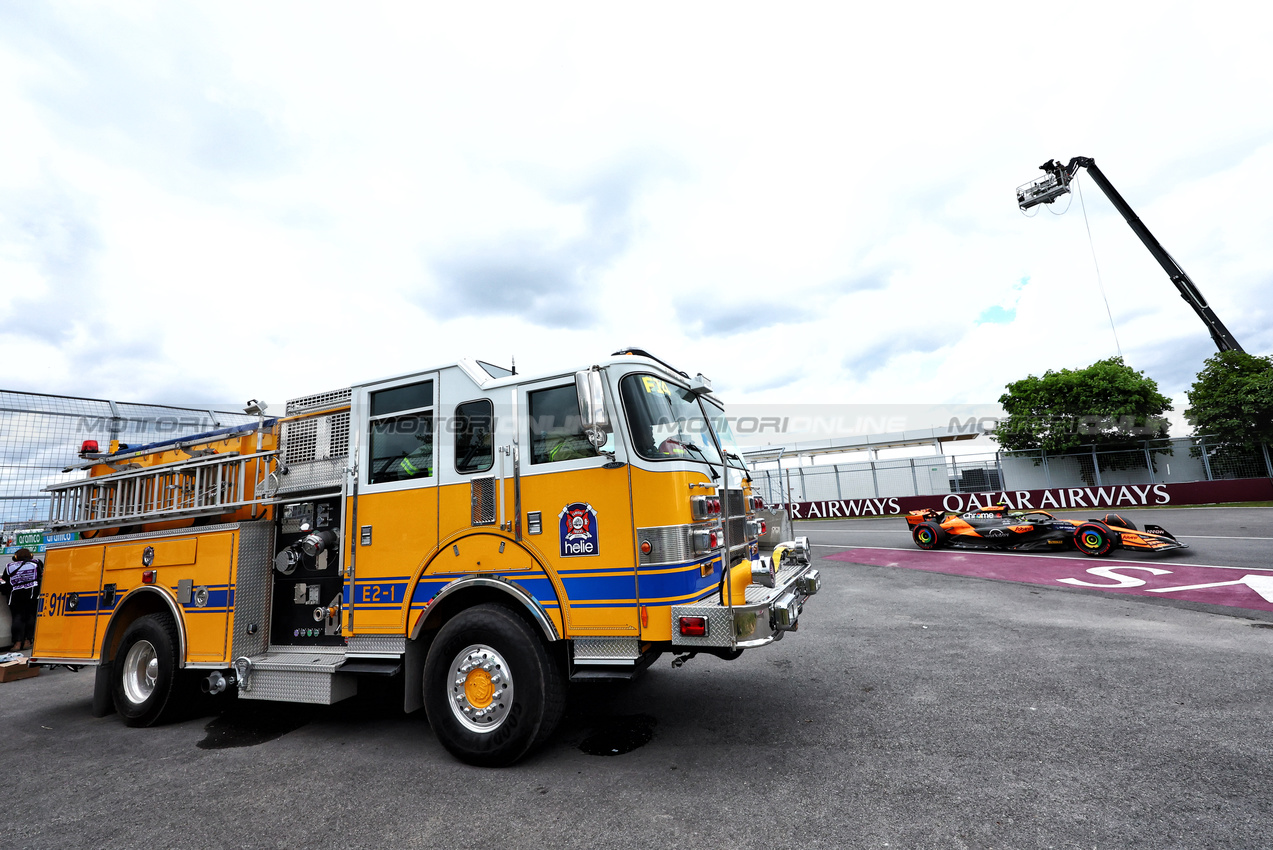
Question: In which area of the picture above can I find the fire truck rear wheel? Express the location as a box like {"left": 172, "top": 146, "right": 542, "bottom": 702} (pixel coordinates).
{"left": 423, "top": 603, "right": 565, "bottom": 766}
{"left": 113, "top": 612, "right": 185, "bottom": 727}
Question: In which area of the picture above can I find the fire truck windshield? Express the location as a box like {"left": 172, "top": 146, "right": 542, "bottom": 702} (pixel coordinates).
{"left": 619, "top": 374, "right": 744, "bottom": 469}
{"left": 702, "top": 401, "right": 746, "bottom": 470}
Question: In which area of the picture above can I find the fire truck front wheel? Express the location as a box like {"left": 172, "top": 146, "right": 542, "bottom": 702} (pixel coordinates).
{"left": 113, "top": 612, "right": 185, "bottom": 727}
{"left": 422, "top": 603, "right": 565, "bottom": 766}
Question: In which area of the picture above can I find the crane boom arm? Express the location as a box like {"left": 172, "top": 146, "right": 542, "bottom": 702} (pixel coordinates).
{"left": 1017, "top": 156, "right": 1244, "bottom": 353}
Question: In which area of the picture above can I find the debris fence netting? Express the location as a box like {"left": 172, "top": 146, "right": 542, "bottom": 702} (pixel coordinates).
{"left": 1, "top": 390, "right": 254, "bottom": 528}
{"left": 751, "top": 437, "right": 1273, "bottom": 506}
{"left": 4, "top": 390, "right": 1270, "bottom": 528}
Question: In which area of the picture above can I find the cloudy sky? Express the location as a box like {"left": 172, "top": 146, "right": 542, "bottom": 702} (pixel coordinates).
{"left": 2, "top": 2, "right": 1270, "bottom": 437}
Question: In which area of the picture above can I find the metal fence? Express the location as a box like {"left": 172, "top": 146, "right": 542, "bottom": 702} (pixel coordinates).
{"left": 752, "top": 436, "right": 1273, "bottom": 506}
{"left": 0, "top": 390, "right": 255, "bottom": 529}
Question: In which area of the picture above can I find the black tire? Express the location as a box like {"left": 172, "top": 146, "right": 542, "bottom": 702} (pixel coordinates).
{"left": 1075, "top": 523, "right": 1116, "bottom": 557}
{"left": 112, "top": 612, "right": 185, "bottom": 727}
{"left": 422, "top": 603, "right": 565, "bottom": 766}
{"left": 912, "top": 521, "right": 944, "bottom": 550}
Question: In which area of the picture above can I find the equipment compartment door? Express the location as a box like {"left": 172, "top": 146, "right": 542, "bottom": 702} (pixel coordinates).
{"left": 349, "top": 371, "right": 440, "bottom": 633}
{"left": 35, "top": 544, "right": 104, "bottom": 659}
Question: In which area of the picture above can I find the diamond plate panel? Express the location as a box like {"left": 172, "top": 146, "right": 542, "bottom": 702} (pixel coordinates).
{"left": 231, "top": 521, "right": 274, "bottom": 660}
{"left": 669, "top": 603, "right": 737, "bottom": 647}
{"left": 746, "top": 564, "right": 804, "bottom": 603}
{"left": 348, "top": 634, "right": 406, "bottom": 656}
{"left": 239, "top": 670, "right": 356, "bottom": 704}
{"left": 572, "top": 637, "right": 640, "bottom": 660}
{"left": 275, "top": 458, "right": 346, "bottom": 494}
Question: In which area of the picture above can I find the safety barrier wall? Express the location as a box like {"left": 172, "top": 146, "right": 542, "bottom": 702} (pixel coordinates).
{"left": 790, "top": 477, "right": 1273, "bottom": 519}
{"left": 754, "top": 436, "right": 1273, "bottom": 508}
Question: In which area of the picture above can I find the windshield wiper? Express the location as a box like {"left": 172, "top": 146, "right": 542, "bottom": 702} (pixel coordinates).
{"left": 678, "top": 441, "right": 720, "bottom": 480}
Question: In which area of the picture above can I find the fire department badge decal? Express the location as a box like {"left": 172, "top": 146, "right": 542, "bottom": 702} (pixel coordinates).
{"left": 559, "top": 502, "right": 599, "bottom": 557}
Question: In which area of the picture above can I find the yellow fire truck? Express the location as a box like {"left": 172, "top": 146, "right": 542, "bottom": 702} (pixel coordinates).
{"left": 32, "top": 349, "right": 819, "bottom": 765}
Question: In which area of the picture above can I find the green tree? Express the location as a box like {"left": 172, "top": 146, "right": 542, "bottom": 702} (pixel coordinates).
{"left": 1185, "top": 350, "right": 1273, "bottom": 454}
{"left": 993, "top": 357, "right": 1172, "bottom": 455}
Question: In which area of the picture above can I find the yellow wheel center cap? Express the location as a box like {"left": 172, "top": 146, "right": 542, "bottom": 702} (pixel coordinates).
{"left": 464, "top": 668, "right": 494, "bottom": 708}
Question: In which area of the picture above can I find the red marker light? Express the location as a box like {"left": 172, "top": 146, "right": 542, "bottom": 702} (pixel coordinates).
{"left": 142, "top": 570, "right": 156, "bottom": 584}
{"left": 679, "top": 616, "right": 708, "bottom": 637}
{"left": 759, "top": 520, "right": 767, "bottom": 536}
{"left": 640, "top": 540, "right": 652, "bottom": 555}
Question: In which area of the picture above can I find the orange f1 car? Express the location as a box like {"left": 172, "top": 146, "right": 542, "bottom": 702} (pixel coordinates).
{"left": 904, "top": 506, "right": 1188, "bottom": 557}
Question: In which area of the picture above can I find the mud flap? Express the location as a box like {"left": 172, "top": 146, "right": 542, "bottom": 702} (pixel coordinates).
{"left": 92, "top": 661, "right": 116, "bottom": 717}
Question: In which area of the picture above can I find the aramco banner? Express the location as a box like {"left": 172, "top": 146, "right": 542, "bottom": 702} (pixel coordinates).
{"left": 790, "top": 477, "right": 1273, "bottom": 519}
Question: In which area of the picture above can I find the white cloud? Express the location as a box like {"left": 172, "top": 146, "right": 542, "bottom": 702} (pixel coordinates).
{"left": 1, "top": 0, "right": 1270, "bottom": 432}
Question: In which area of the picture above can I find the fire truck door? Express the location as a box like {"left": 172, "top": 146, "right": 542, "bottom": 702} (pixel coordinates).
{"left": 516, "top": 378, "right": 639, "bottom": 635}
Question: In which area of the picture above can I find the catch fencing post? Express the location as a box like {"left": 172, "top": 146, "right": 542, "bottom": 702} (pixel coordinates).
{"left": 1199, "top": 437, "right": 1214, "bottom": 481}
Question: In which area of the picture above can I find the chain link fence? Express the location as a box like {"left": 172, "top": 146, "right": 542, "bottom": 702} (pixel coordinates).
{"left": 752, "top": 436, "right": 1273, "bottom": 506}
{"left": 1, "top": 390, "right": 255, "bottom": 529}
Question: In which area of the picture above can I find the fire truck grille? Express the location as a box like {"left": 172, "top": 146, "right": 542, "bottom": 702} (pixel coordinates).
{"left": 285, "top": 387, "right": 352, "bottom": 416}
{"left": 281, "top": 412, "right": 350, "bottom": 465}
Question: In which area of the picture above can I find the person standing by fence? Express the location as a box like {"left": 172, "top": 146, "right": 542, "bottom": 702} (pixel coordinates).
{"left": 2, "top": 548, "right": 41, "bottom": 652}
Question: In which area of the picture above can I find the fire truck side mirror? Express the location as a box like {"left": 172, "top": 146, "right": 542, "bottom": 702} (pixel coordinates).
{"left": 575, "top": 368, "right": 612, "bottom": 448}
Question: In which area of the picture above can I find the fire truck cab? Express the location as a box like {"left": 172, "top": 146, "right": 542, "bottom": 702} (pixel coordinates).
{"left": 33, "top": 350, "right": 820, "bottom": 765}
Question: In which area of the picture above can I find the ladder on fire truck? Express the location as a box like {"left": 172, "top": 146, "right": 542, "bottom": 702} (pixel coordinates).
{"left": 44, "top": 450, "right": 279, "bottom": 532}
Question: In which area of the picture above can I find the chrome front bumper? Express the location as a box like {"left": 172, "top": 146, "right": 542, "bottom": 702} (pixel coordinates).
{"left": 670, "top": 540, "right": 821, "bottom": 649}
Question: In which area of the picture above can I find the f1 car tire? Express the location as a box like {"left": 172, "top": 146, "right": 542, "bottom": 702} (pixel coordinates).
{"left": 113, "top": 612, "right": 186, "bottom": 727}
{"left": 1075, "top": 523, "right": 1116, "bottom": 557}
{"left": 913, "top": 522, "right": 944, "bottom": 550}
{"left": 423, "top": 603, "right": 565, "bottom": 767}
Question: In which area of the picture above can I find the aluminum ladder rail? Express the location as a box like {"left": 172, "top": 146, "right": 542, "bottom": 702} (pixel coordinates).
{"left": 45, "top": 451, "right": 278, "bottom": 531}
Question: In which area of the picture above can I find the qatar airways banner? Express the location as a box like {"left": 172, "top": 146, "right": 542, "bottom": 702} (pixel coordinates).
{"left": 790, "top": 477, "right": 1273, "bottom": 519}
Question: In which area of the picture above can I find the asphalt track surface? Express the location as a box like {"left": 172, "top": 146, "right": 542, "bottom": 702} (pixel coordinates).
{"left": 2, "top": 507, "right": 1271, "bottom": 849}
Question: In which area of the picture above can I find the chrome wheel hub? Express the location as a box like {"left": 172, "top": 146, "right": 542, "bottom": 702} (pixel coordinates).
{"left": 447, "top": 644, "right": 513, "bottom": 733}
{"left": 122, "top": 639, "right": 159, "bottom": 705}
